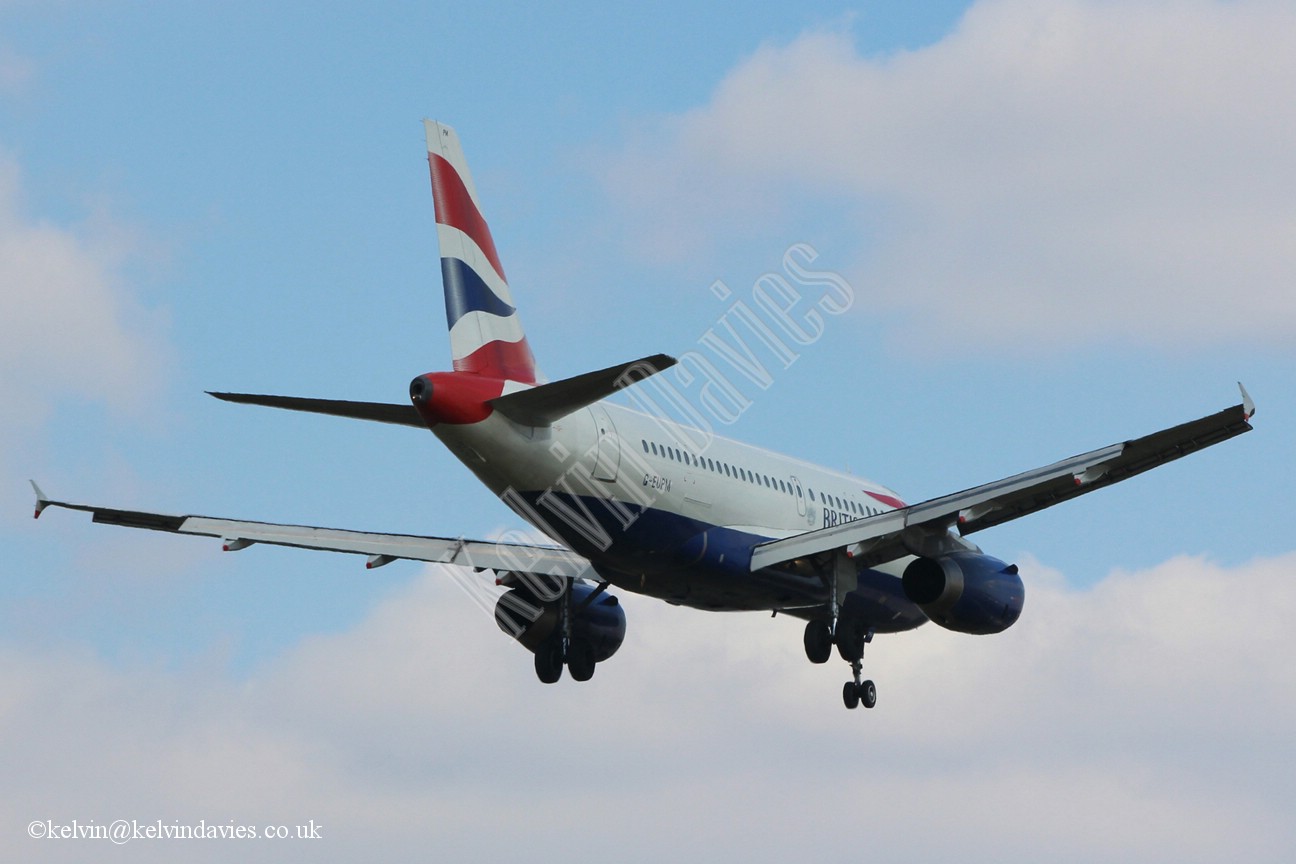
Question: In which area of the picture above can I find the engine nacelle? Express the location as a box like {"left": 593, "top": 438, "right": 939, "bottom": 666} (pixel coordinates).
{"left": 901, "top": 551, "right": 1024, "bottom": 635}
{"left": 493, "top": 582, "right": 626, "bottom": 662}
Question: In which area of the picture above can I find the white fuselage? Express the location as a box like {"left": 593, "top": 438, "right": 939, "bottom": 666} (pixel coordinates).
{"left": 431, "top": 401, "right": 925, "bottom": 625}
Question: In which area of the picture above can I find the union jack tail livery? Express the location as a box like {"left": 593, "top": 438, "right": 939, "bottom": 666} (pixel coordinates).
{"left": 426, "top": 119, "right": 537, "bottom": 384}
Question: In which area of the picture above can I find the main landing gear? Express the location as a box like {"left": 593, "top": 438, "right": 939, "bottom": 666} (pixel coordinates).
{"left": 534, "top": 635, "right": 596, "bottom": 683}
{"left": 533, "top": 579, "right": 603, "bottom": 685}
{"left": 804, "top": 618, "right": 877, "bottom": 711}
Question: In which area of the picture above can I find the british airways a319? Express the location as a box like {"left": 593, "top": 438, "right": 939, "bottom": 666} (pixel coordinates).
{"left": 33, "top": 121, "right": 1256, "bottom": 710}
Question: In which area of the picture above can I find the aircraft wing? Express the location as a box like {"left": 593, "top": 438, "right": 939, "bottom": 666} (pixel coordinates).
{"left": 30, "top": 484, "right": 594, "bottom": 580}
{"left": 750, "top": 385, "right": 1256, "bottom": 571}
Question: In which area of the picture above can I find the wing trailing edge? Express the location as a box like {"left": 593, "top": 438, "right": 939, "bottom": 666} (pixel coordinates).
{"left": 750, "top": 385, "right": 1256, "bottom": 571}
{"left": 30, "top": 483, "right": 595, "bottom": 579}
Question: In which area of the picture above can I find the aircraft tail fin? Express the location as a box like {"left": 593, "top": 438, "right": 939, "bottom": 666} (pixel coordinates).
{"left": 426, "top": 120, "right": 538, "bottom": 384}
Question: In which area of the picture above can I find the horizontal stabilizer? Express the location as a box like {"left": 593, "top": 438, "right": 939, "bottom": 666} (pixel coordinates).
{"left": 209, "top": 392, "right": 424, "bottom": 427}
{"left": 488, "top": 353, "right": 677, "bottom": 426}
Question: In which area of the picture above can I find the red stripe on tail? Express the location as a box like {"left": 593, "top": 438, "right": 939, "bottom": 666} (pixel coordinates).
{"left": 453, "top": 337, "right": 538, "bottom": 385}
{"left": 429, "top": 153, "right": 507, "bottom": 283}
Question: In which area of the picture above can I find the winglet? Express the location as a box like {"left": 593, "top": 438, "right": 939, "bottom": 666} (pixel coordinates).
{"left": 1238, "top": 382, "right": 1256, "bottom": 421}
{"left": 30, "top": 480, "right": 50, "bottom": 519}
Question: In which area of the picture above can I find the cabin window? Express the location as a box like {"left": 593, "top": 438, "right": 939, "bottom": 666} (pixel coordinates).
{"left": 641, "top": 440, "right": 649, "bottom": 453}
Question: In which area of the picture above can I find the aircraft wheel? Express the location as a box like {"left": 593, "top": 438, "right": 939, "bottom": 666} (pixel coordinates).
{"left": 860, "top": 679, "right": 877, "bottom": 709}
{"left": 836, "top": 621, "right": 864, "bottom": 663}
{"left": 842, "top": 681, "right": 860, "bottom": 710}
{"left": 804, "top": 620, "right": 832, "bottom": 664}
{"left": 567, "top": 639, "right": 596, "bottom": 682}
{"left": 534, "top": 639, "right": 564, "bottom": 684}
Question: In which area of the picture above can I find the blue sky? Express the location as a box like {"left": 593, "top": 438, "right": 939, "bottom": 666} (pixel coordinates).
{"left": 3, "top": 2, "right": 1294, "bottom": 862}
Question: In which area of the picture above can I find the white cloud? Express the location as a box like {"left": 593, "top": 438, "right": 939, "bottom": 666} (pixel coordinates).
{"left": 3, "top": 552, "right": 1293, "bottom": 862}
{"left": 601, "top": 0, "right": 1296, "bottom": 354}
{"left": 0, "top": 153, "right": 170, "bottom": 495}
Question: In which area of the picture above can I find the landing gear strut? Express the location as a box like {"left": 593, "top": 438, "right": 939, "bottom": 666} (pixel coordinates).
{"left": 808, "top": 557, "right": 880, "bottom": 710}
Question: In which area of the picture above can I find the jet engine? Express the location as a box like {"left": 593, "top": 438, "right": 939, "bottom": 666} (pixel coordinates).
{"left": 901, "top": 551, "right": 1024, "bottom": 635}
{"left": 493, "top": 581, "right": 626, "bottom": 662}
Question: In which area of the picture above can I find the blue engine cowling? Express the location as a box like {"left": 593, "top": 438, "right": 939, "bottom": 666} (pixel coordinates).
{"left": 901, "top": 551, "right": 1025, "bottom": 635}
{"left": 494, "top": 582, "right": 626, "bottom": 662}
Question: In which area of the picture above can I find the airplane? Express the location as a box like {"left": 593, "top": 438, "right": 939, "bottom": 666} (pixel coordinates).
{"left": 32, "top": 120, "right": 1256, "bottom": 711}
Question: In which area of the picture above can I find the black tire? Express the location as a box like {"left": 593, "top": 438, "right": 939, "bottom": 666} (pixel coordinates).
{"left": 567, "top": 638, "right": 596, "bottom": 682}
{"left": 804, "top": 620, "right": 833, "bottom": 664}
{"left": 842, "top": 681, "right": 860, "bottom": 710}
{"left": 860, "top": 679, "right": 877, "bottom": 709}
{"left": 836, "top": 621, "right": 864, "bottom": 663}
{"left": 534, "top": 639, "right": 564, "bottom": 684}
